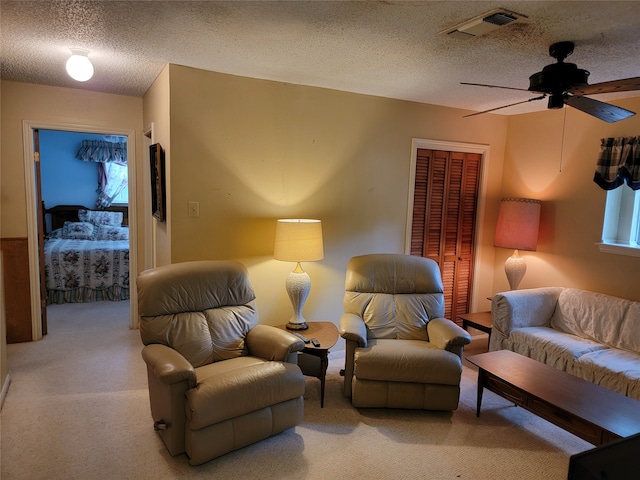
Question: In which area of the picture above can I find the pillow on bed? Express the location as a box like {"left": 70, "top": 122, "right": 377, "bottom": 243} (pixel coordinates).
{"left": 47, "top": 228, "right": 64, "bottom": 239}
{"left": 95, "top": 225, "right": 129, "bottom": 241}
{"left": 78, "top": 209, "right": 123, "bottom": 227}
{"left": 62, "top": 221, "right": 96, "bottom": 240}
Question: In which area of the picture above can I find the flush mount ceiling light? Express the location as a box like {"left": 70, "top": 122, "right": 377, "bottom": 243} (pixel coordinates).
{"left": 66, "top": 48, "right": 94, "bottom": 82}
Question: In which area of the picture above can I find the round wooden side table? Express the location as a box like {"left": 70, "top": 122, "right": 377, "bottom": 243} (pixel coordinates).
{"left": 278, "top": 321, "right": 339, "bottom": 407}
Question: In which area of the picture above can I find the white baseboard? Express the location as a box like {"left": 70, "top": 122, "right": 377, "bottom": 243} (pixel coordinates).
{"left": 0, "top": 374, "right": 12, "bottom": 410}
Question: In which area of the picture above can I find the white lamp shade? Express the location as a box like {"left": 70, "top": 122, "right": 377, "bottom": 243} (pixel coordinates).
{"left": 66, "top": 49, "right": 94, "bottom": 82}
{"left": 494, "top": 198, "right": 541, "bottom": 251}
{"left": 274, "top": 219, "right": 324, "bottom": 262}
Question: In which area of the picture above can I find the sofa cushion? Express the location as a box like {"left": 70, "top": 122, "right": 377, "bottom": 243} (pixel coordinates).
{"left": 618, "top": 302, "right": 640, "bottom": 354}
{"left": 574, "top": 349, "right": 640, "bottom": 401}
{"left": 353, "top": 339, "right": 461, "bottom": 385}
{"left": 186, "top": 359, "right": 304, "bottom": 430}
{"left": 550, "top": 288, "right": 640, "bottom": 353}
{"left": 507, "top": 327, "right": 608, "bottom": 373}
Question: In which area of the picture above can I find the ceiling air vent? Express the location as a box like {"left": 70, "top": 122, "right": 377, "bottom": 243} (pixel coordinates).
{"left": 441, "top": 8, "right": 527, "bottom": 39}
{"left": 484, "top": 12, "right": 518, "bottom": 26}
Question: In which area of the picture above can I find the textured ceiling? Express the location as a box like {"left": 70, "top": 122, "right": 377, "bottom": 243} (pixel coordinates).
{"left": 2, "top": 1, "right": 640, "bottom": 116}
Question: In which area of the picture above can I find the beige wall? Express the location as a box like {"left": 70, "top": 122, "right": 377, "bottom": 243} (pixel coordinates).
{"left": 5, "top": 69, "right": 639, "bottom": 349}
{"left": 142, "top": 66, "right": 172, "bottom": 267}
{"left": 160, "top": 65, "right": 509, "bottom": 328}
{"left": 498, "top": 96, "right": 640, "bottom": 300}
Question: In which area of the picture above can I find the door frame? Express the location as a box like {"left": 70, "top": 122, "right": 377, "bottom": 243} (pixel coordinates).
{"left": 405, "top": 138, "right": 490, "bottom": 313}
{"left": 22, "top": 120, "right": 139, "bottom": 340}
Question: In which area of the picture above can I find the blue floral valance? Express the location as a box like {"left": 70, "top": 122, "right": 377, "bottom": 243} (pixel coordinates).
{"left": 76, "top": 139, "right": 126, "bottom": 164}
{"left": 593, "top": 136, "right": 640, "bottom": 191}
{"left": 76, "top": 138, "right": 128, "bottom": 208}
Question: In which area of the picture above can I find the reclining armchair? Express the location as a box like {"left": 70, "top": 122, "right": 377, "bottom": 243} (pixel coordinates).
{"left": 340, "top": 254, "right": 471, "bottom": 410}
{"left": 137, "top": 260, "right": 306, "bottom": 465}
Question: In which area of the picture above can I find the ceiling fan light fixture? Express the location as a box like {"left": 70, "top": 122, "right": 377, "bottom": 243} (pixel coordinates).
{"left": 462, "top": 41, "right": 639, "bottom": 123}
{"left": 548, "top": 94, "right": 565, "bottom": 110}
{"left": 66, "top": 48, "right": 94, "bottom": 82}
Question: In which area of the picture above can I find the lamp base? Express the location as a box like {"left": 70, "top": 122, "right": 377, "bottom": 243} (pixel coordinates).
{"left": 505, "top": 249, "right": 527, "bottom": 290}
{"left": 284, "top": 264, "right": 311, "bottom": 331}
{"left": 286, "top": 321, "right": 309, "bottom": 331}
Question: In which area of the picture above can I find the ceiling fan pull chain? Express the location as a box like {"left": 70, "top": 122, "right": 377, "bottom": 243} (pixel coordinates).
{"left": 559, "top": 107, "right": 567, "bottom": 173}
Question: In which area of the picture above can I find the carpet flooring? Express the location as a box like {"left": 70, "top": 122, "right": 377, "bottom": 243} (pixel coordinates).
{"left": 0, "top": 301, "right": 592, "bottom": 479}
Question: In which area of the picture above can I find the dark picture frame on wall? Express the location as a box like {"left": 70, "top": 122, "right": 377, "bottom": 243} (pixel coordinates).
{"left": 150, "top": 143, "right": 166, "bottom": 222}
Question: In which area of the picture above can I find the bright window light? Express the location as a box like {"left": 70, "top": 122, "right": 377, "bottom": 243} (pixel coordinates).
{"left": 598, "top": 187, "right": 640, "bottom": 257}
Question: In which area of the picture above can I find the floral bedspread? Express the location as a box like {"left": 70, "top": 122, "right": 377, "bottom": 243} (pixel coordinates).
{"left": 44, "top": 238, "right": 130, "bottom": 304}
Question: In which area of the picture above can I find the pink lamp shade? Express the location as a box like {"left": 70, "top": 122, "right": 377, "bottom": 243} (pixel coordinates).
{"left": 494, "top": 198, "right": 541, "bottom": 290}
{"left": 494, "top": 198, "right": 541, "bottom": 251}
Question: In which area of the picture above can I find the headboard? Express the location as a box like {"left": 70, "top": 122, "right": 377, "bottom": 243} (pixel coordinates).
{"left": 44, "top": 204, "right": 129, "bottom": 233}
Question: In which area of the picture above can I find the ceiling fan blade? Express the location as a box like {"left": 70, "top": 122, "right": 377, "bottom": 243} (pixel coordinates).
{"left": 565, "top": 95, "right": 636, "bottom": 123}
{"left": 569, "top": 77, "right": 640, "bottom": 96}
{"left": 464, "top": 95, "right": 546, "bottom": 118}
{"left": 461, "top": 82, "right": 531, "bottom": 93}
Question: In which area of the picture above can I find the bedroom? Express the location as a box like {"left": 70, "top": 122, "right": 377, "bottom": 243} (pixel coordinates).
{"left": 38, "top": 129, "right": 130, "bottom": 328}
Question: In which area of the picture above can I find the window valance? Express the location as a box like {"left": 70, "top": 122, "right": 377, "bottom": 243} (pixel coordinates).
{"left": 76, "top": 139, "right": 126, "bottom": 164}
{"left": 593, "top": 136, "right": 640, "bottom": 191}
{"left": 76, "top": 139, "right": 128, "bottom": 208}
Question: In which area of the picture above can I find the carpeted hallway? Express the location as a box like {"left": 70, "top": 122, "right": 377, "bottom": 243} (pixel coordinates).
{"left": 1, "top": 301, "right": 592, "bottom": 479}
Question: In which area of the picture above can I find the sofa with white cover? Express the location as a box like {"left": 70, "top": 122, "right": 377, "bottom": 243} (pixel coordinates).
{"left": 490, "top": 287, "right": 640, "bottom": 401}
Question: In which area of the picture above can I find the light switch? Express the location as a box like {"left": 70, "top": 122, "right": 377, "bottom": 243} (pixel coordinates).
{"left": 188, "top": 201, "right": 199, "bottom": 218}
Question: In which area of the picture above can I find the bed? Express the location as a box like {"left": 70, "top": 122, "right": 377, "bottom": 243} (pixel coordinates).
{"left": 43, "top": 204, "right": 130, "bottom": 304}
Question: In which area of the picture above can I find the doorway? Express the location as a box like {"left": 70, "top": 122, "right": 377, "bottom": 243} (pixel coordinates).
{"left": 22, "top": 121, "right": 140, "bottom": 341}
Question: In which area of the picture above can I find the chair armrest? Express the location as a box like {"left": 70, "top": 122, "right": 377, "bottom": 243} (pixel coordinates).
{"left": 427, "top": 318, "right": 471, "bottom": 355}
{"left": 339, "top": 313, "right": 367, "bottom": 348}
{"left": 141, "top": 343, "right": 196, "bottom": 388}
{"left": 246, "top": 325, "right": 305, "bottom": 361}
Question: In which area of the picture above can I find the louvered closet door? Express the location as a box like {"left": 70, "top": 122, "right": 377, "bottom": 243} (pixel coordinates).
{"left": 410, "top": 149, "right": 481, "bottom": 325}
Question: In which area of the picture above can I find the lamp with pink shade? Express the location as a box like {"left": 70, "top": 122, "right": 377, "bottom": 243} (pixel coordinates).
{"left": 494, "top": 198, "right": 541, "bottom": 290}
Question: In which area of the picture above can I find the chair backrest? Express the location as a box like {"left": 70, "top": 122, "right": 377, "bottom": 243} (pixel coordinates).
{"left": 137, "top": 260, "right": 258, "bottom": 368}
{"left": 343, "top": 254, "right": 445, "bottom": 341}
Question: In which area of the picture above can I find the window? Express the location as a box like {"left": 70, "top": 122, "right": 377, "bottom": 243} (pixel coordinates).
{"left": 598, "top": 187, "right": 640, "bottom": 257}
{"left": 111, "top": 184, "right": 128, "bottom": 205}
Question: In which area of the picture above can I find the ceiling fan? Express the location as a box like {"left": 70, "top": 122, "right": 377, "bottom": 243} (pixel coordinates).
{"left": 462, "top": 41, "right": 640, "bottom": 123}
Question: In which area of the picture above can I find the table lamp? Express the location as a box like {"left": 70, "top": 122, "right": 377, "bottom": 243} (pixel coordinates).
{"left": 274, "top": 219, "right": 324, "bottom": 330}
{"left": 494, "top": 198, "right": 541, "bottom": 290}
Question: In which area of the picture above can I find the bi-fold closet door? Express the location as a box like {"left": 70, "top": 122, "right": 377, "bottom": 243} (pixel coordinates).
{"left": 410, "top": 149, "right": 481, "bottom": 325}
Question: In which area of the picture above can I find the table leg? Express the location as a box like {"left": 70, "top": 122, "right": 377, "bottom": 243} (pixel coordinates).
{"left": 476, "top": 368, "right": 485, "bottom": 417}
{"left": 320, "top": 351, "right": 328, "bottom": 408}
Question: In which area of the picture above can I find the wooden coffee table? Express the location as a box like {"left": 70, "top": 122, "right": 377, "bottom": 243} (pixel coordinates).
{"left": 467, "top": 350, "right": 640, "bottom": 446}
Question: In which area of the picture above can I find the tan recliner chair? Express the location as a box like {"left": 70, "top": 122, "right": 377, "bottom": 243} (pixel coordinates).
{"left": 340, "top": 254, "right": 471, "bottom": 410}
{"left": 137, "top": 260, "right": 306, "bottom": 465}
